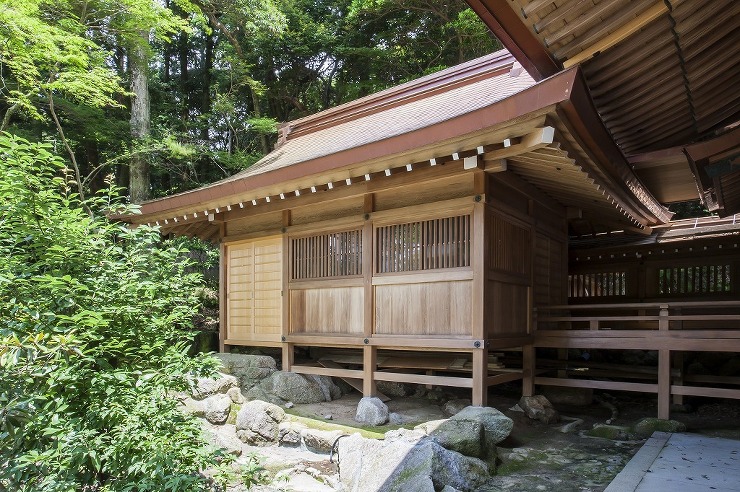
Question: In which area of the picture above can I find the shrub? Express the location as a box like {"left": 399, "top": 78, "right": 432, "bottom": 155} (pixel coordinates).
{"left": 0, "top": 134, "right": 229, "bottom": 491}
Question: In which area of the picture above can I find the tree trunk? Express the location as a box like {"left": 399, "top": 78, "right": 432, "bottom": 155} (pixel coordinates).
{"left": 129, "top": 34, "right": 151, "bottom": 204}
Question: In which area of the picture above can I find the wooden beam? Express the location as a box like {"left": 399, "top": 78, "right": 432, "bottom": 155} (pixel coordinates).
{"left": 363, "top": 345, "right": 377, "bottom": 397}
{"left": 292, "top": 364, "right": 363, "bottom": 379}
{"left": 563, "top": 2, "right": 669, "bottom": 68}
{"left": 535, "top": 377, "right": 658, "bottom": 394}
{"left": 219, "top": 242, "right": 228, "bottom": 353}
{"left": 472, "top": 348, "right": 489, "bottom": 406}
{"left": 483, "top": 126, "right": 555, "bottom": 164}
{"left": 374, "top": 371, "right": 473, "bottom": 388}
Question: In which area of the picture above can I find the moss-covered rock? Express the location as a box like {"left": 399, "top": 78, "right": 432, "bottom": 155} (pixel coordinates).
{"left": 632, "top": 418, "right": 686, "bottom": 438}
{"left": 586, "top": 424, "right": 630, "bottom": 441}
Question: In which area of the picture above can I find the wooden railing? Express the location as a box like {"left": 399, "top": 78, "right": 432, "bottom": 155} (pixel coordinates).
{"left": 533, "top": 301, "right": 740, "bottom": 418}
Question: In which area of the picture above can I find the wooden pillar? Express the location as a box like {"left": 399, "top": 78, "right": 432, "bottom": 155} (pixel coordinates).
{"left": 672, "top": 308, "right": 684, "bottom": 405}
{"left": 282, "top": 344, "right": 294, "bottom": 372}
{"left": 522, "top": 344, "right": 535, "bottom": 397}
{"left": 363, "top": 345, "right": 377, "bottom": 397}
{"left": 657, "top": 305, "right": 670, "bottom": 419}
{"left": 472, "top": 348, "right": 488, "bottom": 406}
{"left": 218, "top": 239, "right": 229, "bottom": 353}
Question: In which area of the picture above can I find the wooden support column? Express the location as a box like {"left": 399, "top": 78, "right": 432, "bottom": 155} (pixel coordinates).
{"left": 281, "top": 212, "right": 291, "bottom": 371}
{"left": 472, "top": 348, "right": 488, "bottom": 406}
{"left": 363, "top": 193, "right": 376, "bottom": 396}
{"left": 282, "top": 344, "right": 294, "bottom": 372}
{"left": 657, "top": 305, "right": 670, "bottom": 419}
{"left": 363, "top": 345, "right": 377, "bottom": 397}
{"left": 522, "top": 344, "right": 535, "bottom": 397}
{"left": 218, "top": 239, "right": 228, "bottom": 353}
{"left": 672, "top": 308, "right": 684, "bottom": 405}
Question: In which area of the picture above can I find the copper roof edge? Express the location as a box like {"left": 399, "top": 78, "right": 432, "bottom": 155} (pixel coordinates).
{"left": 282, "top": 49, "right": 517, "bottom": 140}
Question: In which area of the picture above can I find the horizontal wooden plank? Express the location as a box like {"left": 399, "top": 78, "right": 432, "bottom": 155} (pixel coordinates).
{"left": 671, "top": 385, "right": 740, "bottom": 400}
{"left": 535, "top": 377, "right": 658, "bottom": 394}
{"left": 289, "top": 277, "right": 364, "bottom": 290}
{"left": 224, "top": 337, "right": 282, "bottom": 347}
{"left": 370, "top": 197, "right": 475, "bottom": 226}
{"left": 535, "top": 336, "right": 740, "bottom": 352}
{"left": 285, "top": 334, "right": 365, "bottom": 346}
{"left": 485, "top": 336, "right": 534, "bottom": 348}
{"left": 291, "top": 364, "right": 364, "bottom": 379}
{"left": 368, "top": 336, "right": 479, "bottom": 350}
{"left": 374, "top": 371, "right": 473, "bottom": 388}
{"left": 372, "top": 269, "right": 473, "bottom": 285}
{"left": 487, "top": 372, "right": 524, "bottom": 386}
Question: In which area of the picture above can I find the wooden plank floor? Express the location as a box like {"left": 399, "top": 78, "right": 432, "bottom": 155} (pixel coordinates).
{"left": 606, "top": 432, "right": 740, "bottom": 492}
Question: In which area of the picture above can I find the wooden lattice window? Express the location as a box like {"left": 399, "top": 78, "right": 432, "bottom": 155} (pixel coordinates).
{"left": 291, "top": 230, "right": 362, "bottom": 280}
{"left": 489, "top": 214, "right": 531, "bottom": 276}
{"left": 658, "top": 264, "right": 732, "bottom": 295}
{"left": 376, "top": 215, "right": 470, "bottom": 273}
{"left": 568, "top": 272, "right": 627, "bottom": 298}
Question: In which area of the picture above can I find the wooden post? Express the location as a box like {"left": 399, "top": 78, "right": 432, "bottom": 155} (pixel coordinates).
{"left": 522, "top": 344, "right": 535, "bottom": 397}
{"left": 472, "top": 348, "right": 488, "bottom": 406}
{"left": 282, "top": 343, "right": 294, "bottom": 372}
{"left": 672, "top": 307, "right": 684, "bottom": 405}
{"left": 363, "top": 345, "right": 377, "bottom": 397}
{"left": 657, "top": 304, "right": 670, "bottom": 419}
{"left": 218, "top": 239, "right": 228, "bottom": 353}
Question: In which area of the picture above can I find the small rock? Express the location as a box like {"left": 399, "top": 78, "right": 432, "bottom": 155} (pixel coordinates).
{"left": 377, "top": 380, "right": 410, "bottom": 397}
{"left": 323, "top": 414, "right": 333, "bottom": 420}
{"left": 586, "top": 423, "right": 630, "bottom": 440}
{"left": 509, "top": 404, "right": 524, "bottom": 412}
{"left": 235, "top": 400, "right": 286, "bottom": 445}
{"left": 557, "top": 417, "right": 584, "bottom": 433}
{"left": 443, "top": 399, "right": 472, "bottom": 417}
{"left": 632, "top": 417, "right": 686, "bottom": 438}
{"left": 203, "top": 394, "right": 232, "bottom": 425}
{"left": 284, "top": 401, "right": 294, "bottom": 409}
{"left": 542, "top": 386, "right": 593, "bottom": 407}
{"left": 389, "top": 412, "right": 409, "bottom": 425}
{"left": 519, "top": 395, "right": 560, "bottom": 424}
{"left": 301, "top": 428, "right": 344, "bottom": 453}
{"left": 192, "top": 373, "right": 238, "bottom": 400}
{"left": 226, "top": 386, "right": 245, "bottom": 404}
{"left": 452, "top": 406, "right": 513, "bottom": 445}
{"left": 203, "top": 423, "right": 243, "bottom": 457}
{"left": 355, "top": 396, "right": 389, "bottom": 426}
{"left": 441, "top": 486, "right": 460, "bottom": 492}
{"left": 278, "top": 421, "right": 307, "bottom": 447}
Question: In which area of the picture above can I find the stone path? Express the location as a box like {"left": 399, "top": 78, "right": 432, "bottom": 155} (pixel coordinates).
{"left": 606, "top": 432, "right": 740, "bottom": 492}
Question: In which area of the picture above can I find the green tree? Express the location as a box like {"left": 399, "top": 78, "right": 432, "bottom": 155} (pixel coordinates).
{"left": 0, "top": 133, "right": 229, "bottom": 491}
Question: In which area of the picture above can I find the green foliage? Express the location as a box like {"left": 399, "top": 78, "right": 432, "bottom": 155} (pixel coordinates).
{"left": 0, "top": 133, "right": 233, "bottom": 491}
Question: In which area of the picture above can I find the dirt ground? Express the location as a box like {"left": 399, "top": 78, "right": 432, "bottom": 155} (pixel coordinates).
{"left": 266, "top": 382, "right": 740, "bottom": 492}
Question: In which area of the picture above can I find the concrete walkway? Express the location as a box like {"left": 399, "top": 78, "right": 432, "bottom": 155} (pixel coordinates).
{"left": 606, "top": 432, "right": 740, "bottom": 491}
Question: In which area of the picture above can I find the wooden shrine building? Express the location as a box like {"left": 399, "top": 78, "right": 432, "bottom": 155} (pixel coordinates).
{"left": 124, "top": 1, "right": 740, "bottom": 417}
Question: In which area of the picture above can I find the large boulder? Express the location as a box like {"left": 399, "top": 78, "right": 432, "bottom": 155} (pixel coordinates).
{"left": 191, "top": 373, "right": 238, "bottom": 400}
{"left": 452, "top": 406, "right": 513, "bottom": 445}
{"left": 214, "top": 353, "right": 278, "bottom": 392}
{"left": 203, "top": 394, "right": 232, "bottom": 425}
{"left": 278, "top": 421, "right": 307, "bottom": 447}
{"left": 519, "top": 395, "right": 560, "bottom": 424}
{"left": 355, "top": 396, "right": 389, "bottom": 426}
{"left": 337, "top": 431, "right": 490, "bottom": 492}
{"left": 235, "top": 400, "right": 286, "bottom": 445}
{"left": 422, "top": 406, "right": 512, "bottom": 467}
{"left": 254, "top": 372, "right": 342, "bottom": 404}
{"left": 377, "top": 381, "right": 411, "bottom": 398}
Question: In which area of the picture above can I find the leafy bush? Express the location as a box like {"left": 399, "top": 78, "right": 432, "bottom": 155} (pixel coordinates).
{"left": 0, "top": 134, "right": 230, "bottom": 491}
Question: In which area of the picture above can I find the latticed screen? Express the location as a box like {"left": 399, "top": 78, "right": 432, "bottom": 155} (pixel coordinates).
{"left": 376, "top": 215, "right": 471, "bottom": 273}
{"left": 568, "top": 272, "right": 627, "bottom": 298}
{"left": 291, "top": 230, "right": 362, "bottom": 280}
{"left": 658, "top": 264, "right": 732, "bottom": 295}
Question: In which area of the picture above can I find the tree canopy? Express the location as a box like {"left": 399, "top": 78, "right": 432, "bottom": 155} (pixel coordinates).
{"left": 0, "top": 0, "right": 500, "bottom": 201}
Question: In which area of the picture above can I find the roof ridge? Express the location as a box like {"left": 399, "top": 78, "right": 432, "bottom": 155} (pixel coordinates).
{"left": 277, "top": 49, "right": 516, "bottom": 143}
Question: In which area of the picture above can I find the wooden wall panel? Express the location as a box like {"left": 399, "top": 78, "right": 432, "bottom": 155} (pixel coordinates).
{"left": 225, "top": 237, "right": 282, "bottom": 341}
{"left": 534, "top": 233, "right": 566, "bottom": 307}
{"left": 253, "top": 240, "right": 282, "bottom": 335}
{"left": 374, "top": 174, "right": 474, "bottom": 212}
{"left": 488, "top": 212, "right": 532, "bottom": 277}
{"left": 291, "top": 196, "right": 365, "bottom": 226}
{"left": 290, "top": 287, "right": 364, "bottom": 334}
{"left": 374, "top": 281, "right": 472, "bottom": 336}
{"left": 226, "top": 211, "right": 283, "bottom": 237}
{"left": 486, "top": 280, "right": 529, "bottom": 336}
{"left": 227, "top": 243, "right": 253, "bottom": 340}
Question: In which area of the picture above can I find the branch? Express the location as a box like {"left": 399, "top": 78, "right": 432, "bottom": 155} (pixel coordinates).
{"left": 46, "top": 89, "right": 93, "bottom": 217}
{"left": 1, "top": 101, "right": 21, "bottom": 132}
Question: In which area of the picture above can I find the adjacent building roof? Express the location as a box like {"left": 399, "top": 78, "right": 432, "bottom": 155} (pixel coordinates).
{"left": 465, "top": 0, "right": 740, "bottom": 215}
